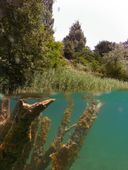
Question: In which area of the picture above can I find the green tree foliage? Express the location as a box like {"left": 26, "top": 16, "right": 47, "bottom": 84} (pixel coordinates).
{"left": 0, "top": 0, "right": 47, "bottom": 93}
{"left": 122, "top": 39, "right": 128, "bottom": 48}
{"left": 63, "top": 21, "right": 86, "bottom": 59}
{"left": 42, "top": 0, "right": 54, "bottom": 34}
{"left": 0, "top": 0, "right": 63, "bottom": 93}
{"left": 72, "top": 47, "right": 101, "bottom": 73}
{"left": 94, "top": 40, "right": 115, "bottom": 57}
{"left": 103, "top": 44, "right": 128, "bottom": 80}
{"left": 39, "top": 41, "right": 64, "bottom": 69}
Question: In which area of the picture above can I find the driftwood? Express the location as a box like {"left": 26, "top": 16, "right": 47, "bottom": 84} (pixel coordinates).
{"left": 0, "top": 94, "right": 102, "bottom": 170}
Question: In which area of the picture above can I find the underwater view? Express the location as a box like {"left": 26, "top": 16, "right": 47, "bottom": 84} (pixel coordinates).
{"left": 39, "top": 91, "right": 128, "bottom": 170}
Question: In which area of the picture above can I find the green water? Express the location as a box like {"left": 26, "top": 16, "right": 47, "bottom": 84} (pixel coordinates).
{"left": 6, "top": 91, "right": 128, "bottom": 169}
{"left": 42, "top": 91, "right": 128, "bottom": 170}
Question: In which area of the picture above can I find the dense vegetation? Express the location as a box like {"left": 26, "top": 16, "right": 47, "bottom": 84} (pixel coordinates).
{"left": 17, "top": 66, "right": 128, "bottom": 94}
{"left": 0, "top": 0, "right": 63, "bottom": 94}
{"left": 1, "top": 1, "right": 128, "bottom": 170}
{"left": 0, "top": 0, "right": 128, "bottom": 94}
{"left": 63, "top": 22, "right": 128, "bottom": 81}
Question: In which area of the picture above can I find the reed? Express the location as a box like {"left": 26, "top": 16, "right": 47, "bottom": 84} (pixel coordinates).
{"left": 17, "top": 66, "right": 128, "bottom": 94}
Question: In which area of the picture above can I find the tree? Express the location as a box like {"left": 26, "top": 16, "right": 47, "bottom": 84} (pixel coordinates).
{"left": 103, "top": 44, "right": 128, "bottom": 80}
{"left": 42, "top": 0, "right": 54, "bottom": 34}
{"left": 94, "top": 40, "right": 115, "bottom": 57}
{"left": 122, "top": 39, "right": 128, "bottom": 48}
{"left": 0, "top": 0, "right": 47, "bottom": 93}
{"left": 0, "top": 0, "right": 62, "bottom": 93}
{"left": 63, "top": 21, "right": 86, "bottom": 59}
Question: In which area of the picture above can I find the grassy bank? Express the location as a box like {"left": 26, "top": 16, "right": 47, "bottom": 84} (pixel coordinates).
{"left": 17, "top": 66, "right": 128, "bottom": 94}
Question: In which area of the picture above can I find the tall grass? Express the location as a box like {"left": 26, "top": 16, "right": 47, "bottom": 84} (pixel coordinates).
{"left": 17, "top": 66, "right": 128, "bottom": 94}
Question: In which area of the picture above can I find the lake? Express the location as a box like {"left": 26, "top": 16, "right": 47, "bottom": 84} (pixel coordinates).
{"left": 6, "top": 90, "right": 128, "bottom": 170}
{"left": 41, "top": 91, "right": 128, "bottom": 170}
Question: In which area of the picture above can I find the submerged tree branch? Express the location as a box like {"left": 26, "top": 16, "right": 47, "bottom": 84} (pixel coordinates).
{"left": 0, "top": 98, "right": 55, "bottom": 170}
{"left": 39, "top": 95, "right": 74, "bottom": 170}
{"left": 51, "top": 101, "right": 102, "bottom": 170}
{"left": 0, "top": 94, "right": 102, "bottom": 170}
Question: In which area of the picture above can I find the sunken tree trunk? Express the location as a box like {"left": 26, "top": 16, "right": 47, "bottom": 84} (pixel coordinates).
{"left": 0, "top": 97, "right": 55, "bottom": 170}
{"left": 0, "top": 94, "right": 102, "bottom": 170}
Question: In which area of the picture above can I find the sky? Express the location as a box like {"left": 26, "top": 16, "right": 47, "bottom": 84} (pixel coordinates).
{"left": 53, "top": 0, "right": 128, "bottom": 49}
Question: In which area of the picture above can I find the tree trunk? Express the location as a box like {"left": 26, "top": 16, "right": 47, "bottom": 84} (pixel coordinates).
{"left": 0, "top": 98, "right": 55, "bottom": 170}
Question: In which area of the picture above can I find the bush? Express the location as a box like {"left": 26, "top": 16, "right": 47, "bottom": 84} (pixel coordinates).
{"left": 103, "top": 44, "right": 128, "bottom": 80}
